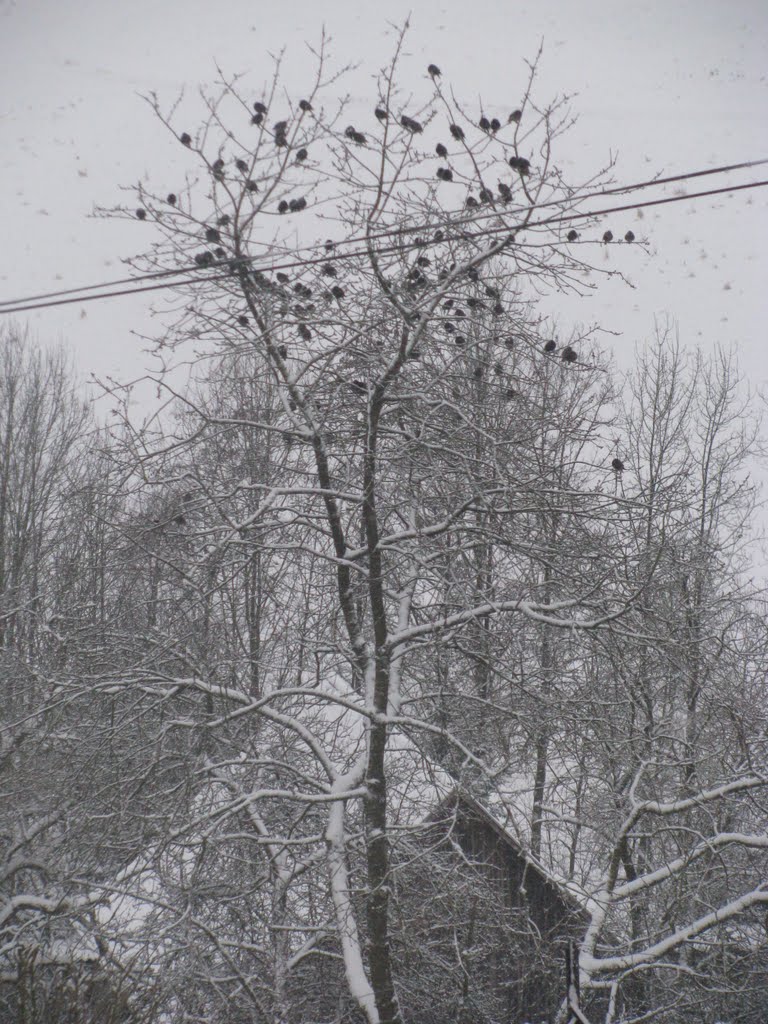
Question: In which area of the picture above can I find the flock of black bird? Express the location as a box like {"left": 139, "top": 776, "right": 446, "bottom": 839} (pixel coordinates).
{"left": 131, "top": 66, "right": 637, "bottom": 473}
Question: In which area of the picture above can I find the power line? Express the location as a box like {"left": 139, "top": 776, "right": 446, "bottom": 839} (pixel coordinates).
{"left": 2, "top": 157, "right": 765, "bottom": 309}
{"left": 2, "top": 171, "right": 766, "bottom": 315}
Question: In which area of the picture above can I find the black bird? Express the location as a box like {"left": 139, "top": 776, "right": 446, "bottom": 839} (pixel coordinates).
{"left": 194, "top": 251, "right": 214, "bottom": 267}
{"left": 236, "top": 158, "right": 248, "bottom": 173}
{"left": 603, "top": 230, "right": 613, "bottom": 243}
{"left": 375, "top": 107, "right": 388, "bottom": 122}
{"left": 324, "top": 240, "right": 335, "bottom": 252}
{"left": 401, "top": 115, "right": 423, "bottom": 133}
{"left": 473, "top": 366, "right": 483, "bottom": 379}
{"left": 436, "top": 142, "right": 448, "bottom": 157}
{"left": 136, "top": 208, "right": 147, "bottom": 220}
{"left": 299, "top": 99, "right": 313, "bottom": 112}
{"left": 567, "top": 229, "right": 579, "bottom": 242}
{"left": 274, "top": 120, "right": 288, "bottom": 134}
{"left": 246, "top": 179, "right": 259, "bottom": 192}
{"left": 345, "top": 126, "right": 367, "bottom": 145}
{"left": 295, "top": 148, "right": 308, "bottom": 162}
{"left": 543, "top": 339, "right": 556, "bottom": 353}
{"left": 498, "top": 182, "right": 512, "bottom": 201}
{"left": 490, "top": 117, "right": 501, "bottom": 132}
{"left": 274, "top": 133, "right": 288, "bottom": 147}
{"left": 504, "top": 337, "right": 514, "bottom": 349}
{"left": 443, "top": 322, "right": 455, "bottom": 333}
{"left": 417, "top": 256, "right": 430, "bottom": 267}
{"left": 180, "top": 132, "right": 192, "bottom": 146}
{"left": 322, "top": 262, "right": 337, "bottom": 277}
{"left": 455, "top": 335, "right": 466, "bottom": 346}
{"left": 214, "top": 247, "right": 226, "bottom": 259}
{"left": 508, "top": 156, "right": 530, "bottom": 175}
{"left": 443, "top": 298, "right": 454, "bottom": 309}
{"left": 278, "top": 345, "right": 288, "bottom": 358}
{"left": 289, "top": 197, "right": 307, "bottom": 212}
{"left": 465, "top": 195, "right": 479, "bottom": 208}
{"left": 466, "top": 297, "right": 483, "bottom": 309}
{"left": 494, "top": 362, "right": 503, "bottom": 375}
{"left": 351, "top": 380, "right": 367, "bottom": 394}
{"left": 509, "top": 109, "right": 522, "bottom": 123}
{"left": 253, "top": 101, "right": 267, "bottom": 114}
{"left": 331, "top": 285, "right": 345, "bottom": 300}
{"left": 479, "top": 188, "right": 494, "bottom": 204}
{"left": 437, "top": 167, "right": 453, "bottom": 181}
{"left": 428, "top": 64, "right": 441, "bottom": 77}
{"left": 278, "top": 200, "right": 289, "bottom": 214}
{"left": 455, "top": 308, "right": 466, "bottom": 318}
{"left": 479, "top": 115, "right": 491, "bottom": 131}
{"left": 217, "top": 214, "right": 231, "bottom": 226}
{"left": 493, "top": 302, "right": 504, "bottom": 315}
{"left": 612, "top": 457, "right": 625, "bottom": 472}
{"left": 238, "top": 315, "right": 249, "bottom": 326}
{"left": 212, "top": 158, "right": 225, "bottom": 172}
{"left": 467, "top": 268, "right": 479, "bottom": 281}
{"left": 166, "top": 193, "right": 177, "bottom": 205}
{"left": 561, "top": 346, "right": 577, "bottom": 363}
{"left": 251, "top": 113, "right": 263, "bottom": 125}
{"left": 298, "top": 325, "right": 312, "bottom": 341}
{"left": 276, "top": 272, "right": 289, "bottom": 284}
{"left": 434, "top": 229, "right": 445, "bottom": 242}
{"left": 485, "top": 284, "right": 499, "bottom": 298}
{"left": 205, "top": 227, "right": 220, "bottom": 243}
{"left": 505, "top": 387, "right": 516, "bottom": 399}
{"left": 625, "top": 230, "right": 635, "bottom": 243}
{"left": 449, "top": 123, "right": 465, "bottom": 141}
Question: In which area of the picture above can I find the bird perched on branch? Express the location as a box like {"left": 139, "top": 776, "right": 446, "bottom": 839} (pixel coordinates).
{"left": 295, "top": 148, "right": 308, "bottom": 162}
{"left": 612, "top": 457, "right": 625, "bottom": 472}
{"left": 543, "top": 339, "right": 556, "bottom": 353}
{"left": 436, "top": 142, "right": 448, "bottom": 158}
{"left": 561, "top": 346, "right": 577, "bottom": 363}
{"left": 253, "top": 101, "right": 267, "bottom": 115}
{"left": 299, "top": 99, "right": 313, "bottom": 112}
{"left": 166, "top": 193, "right": 177, "bottom": 205}
{"left": 436, "top": 167, "right": 453, "bottom": 181}
{"left": 603, "top": 230, "right": 613, "bottom": 243}
{"left": 136, "top": 208, "right": 147, "bottom": 220}
{"left": 508, "top": 156, "right": 530, "bottom": 175}
{"left": 401, "top": 115, "right": 423, "bottom": 133}
{"left": 479, "top": 115, "right": 491, "bottom": 131}
{"left": 567, "top": 229, "right": 579, "bottom": 242}
{"left": 490, "top": 117, "right": 501, "bottom": 132}
{"left": 509, "top": 109, "right": 522, "bottom": 123}
{"left": 498, "top": 182, "right": 512, "bottom": 202}
{"left": 180, "top": 132, "right": 192, "bottom": 146}
{"left": 624, "top": 230, "right": 635, "bottom": 243}
{"left": 235, "top": 158, "right": 248, "bottom": 173}
{"left": 375, "top": 107, "right": 388, "bottom": 122}
{"left": 449, "top": 123, "right": 465, "bottom": 141}
{"left": 345, "top": 126, "right": 367, "bottom": 145}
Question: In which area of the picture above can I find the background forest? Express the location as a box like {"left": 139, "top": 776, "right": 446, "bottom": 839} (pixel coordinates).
{"left": 1, "top": 39, "right": 767, "bottom": 1024}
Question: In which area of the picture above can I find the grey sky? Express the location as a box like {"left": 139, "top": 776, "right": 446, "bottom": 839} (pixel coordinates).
{"left": 1, "top": 0, "right": 766, "bottom": 392}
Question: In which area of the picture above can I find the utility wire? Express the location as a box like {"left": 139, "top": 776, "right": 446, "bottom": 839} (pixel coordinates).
{"left": 2, "top": 172, "right": 767, "bottom": 315}
{"left": 2, "top": 157, "right": 766, "bottom": 308}
{"left": 2, "top": 157, "right": 764, "bottom": 309}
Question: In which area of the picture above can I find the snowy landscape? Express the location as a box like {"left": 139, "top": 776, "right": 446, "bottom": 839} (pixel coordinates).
{"left": 1, "top": 3, "right": 767, "bottom": 1022}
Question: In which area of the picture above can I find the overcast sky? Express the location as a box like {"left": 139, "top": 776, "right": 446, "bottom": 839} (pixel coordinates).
{"left": 1, "top": 0, "right": 766, "bottom": 397}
